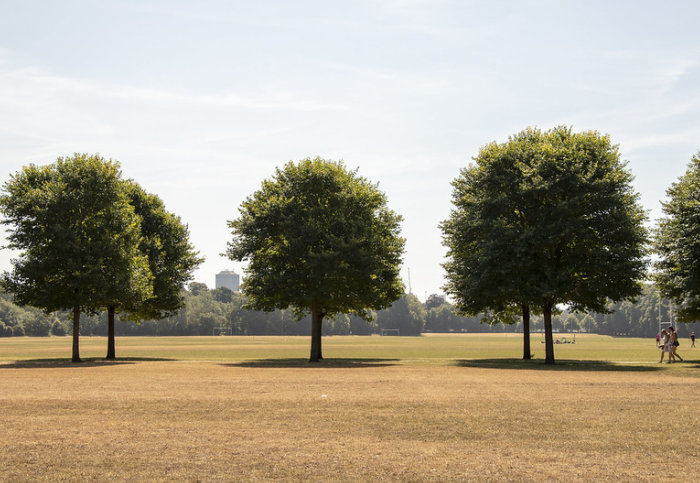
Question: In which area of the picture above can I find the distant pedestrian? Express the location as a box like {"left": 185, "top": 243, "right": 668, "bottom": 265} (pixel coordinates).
{"left": 669, "top": 327, "right": 683, "bottom": 362}
{"left": 659, "top": 329, "right": 672, "bottom": 363}
{"left": 656, "top": 332, "right": 660, "bottom": 346}
{"left": 691, "top": 331, "right": 696, "bottom": 348}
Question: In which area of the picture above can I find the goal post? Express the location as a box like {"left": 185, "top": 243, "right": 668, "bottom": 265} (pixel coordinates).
{"left": 213, "top": 327, "right": 232, "bottom": 336}
{"left": 380, "top": 328, "right": 400, "bottom": 336}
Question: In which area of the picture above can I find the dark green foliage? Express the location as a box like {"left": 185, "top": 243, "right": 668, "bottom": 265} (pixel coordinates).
{"left": 654, "top": 153, "right": 700, "bottom": 323}
{"left": 1, "top": 155, "right": 150, "bottom": 314}
{"left": 375, "top": 293, "right": 425, "bottom": 336}
{"left": 580, "top": 314, "right": 596, "bottom": 333}
{"left": 425, "top": 293, "right": 447, "bottom": 310}
{"left": 50, "top": 320, "right": 66, "bottom": 336}
{"left": 21, "top": 313, "right": 52, "bottom": 336}
{"left": 0, "top": 154, "right": 152, "bottom": 361}
{"left": 348, "top": 314, "right": 374, "bottom": 335}
{"left": 226, "top": 157, "right": 405, "bottom": 361}
{"left": 122, "top": 182, "right": 203, "bottom": 321}
{"left": 442, "top": 127, "right": 649, "bottom": 363}
{"left": 424, "top": 303, "right": 460, "bottom": 333}
{"left": 103, "top": 181, "right": 202, "bottom": 357}
{"left": 188, "top": 282, "right": 209, "bottom": 297}
{"left": 212, "top": 287, "right": 234, "bottom": 304}
{"left": 1, "top": 167, "right": 202, "bottom": 359}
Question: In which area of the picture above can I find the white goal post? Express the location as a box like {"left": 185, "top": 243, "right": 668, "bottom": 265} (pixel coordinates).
{"left": 380, "top": 328, "right": 400, "bottom": 336}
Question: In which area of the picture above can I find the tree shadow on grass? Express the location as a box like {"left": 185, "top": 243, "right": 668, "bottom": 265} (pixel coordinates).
{"left": 456, "top": 358, "right": 665, "bottom": 372}
{"left": 679, "top": 358, "right": 700, "bottom": 369}
{"left": 0, "top": 357, "right": 175, "bottom": 369}
{"left": 223, "top": 358, "right": 400, "bottom": 369}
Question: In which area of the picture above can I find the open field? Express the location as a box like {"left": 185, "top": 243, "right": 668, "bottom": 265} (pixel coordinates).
{"left": 1, "top": 334, "right": 699, "bottom": 481}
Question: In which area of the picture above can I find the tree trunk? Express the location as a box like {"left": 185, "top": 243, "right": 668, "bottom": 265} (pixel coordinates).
{"left": 522, "top": 304, "right": 531, "bottom": 360}
{"left": 309, "top": 305, "right": 324, "bottom": 362}
{"left": 542, "top": 301, "right": 555, "bottom": 365}
{"left": 106, "top": 305, "right": 116, "bottom": 360}
{"left": 72, "top": 307, "right": 81, "bottom": 363}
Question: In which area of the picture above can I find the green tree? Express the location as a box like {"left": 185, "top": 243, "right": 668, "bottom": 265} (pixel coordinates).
{"left": 213, "top": 287, "right": 234, "bottom": 304}
{"left": 425, "top": 303, "right": 462, "bottom": 333}
{"left": 563, "top": 314, "right": 580, "bottom": 333}
{"left": 21, "top": 312, "right": 52, "bottom": 336}
{"left": 348, "top": 313, "right": 374, "bottom": 335}
{"left": 376, "top": 293, "right": 425, "bottom": 336}
{"left": 425, "top": 293, "right": 447, "bottom": 310}
{"left": 1, "top": 154, "right": 151, "bottom": 362}
{"left": 580, "top": 314, "right": 596, "bottom": 333}
{"left": 188, "top": 282, "right": 209, "bottom": 296}
{"left": 443, "top": 127, "right": 648, "bottom": 363}
{"left": 442, "top": 141, "right": 539, "bottom": 359}
{"left": 104, "top": 182, "right": 202, "bottom": 359}
{"left": 226, "top": 157, "right": 405, "bottom": 361}
{"left": 50, "top": 319, "right": 66, "bottom": 336}
{"left": 654, "top": 152, "right": 700, "bottom": 323}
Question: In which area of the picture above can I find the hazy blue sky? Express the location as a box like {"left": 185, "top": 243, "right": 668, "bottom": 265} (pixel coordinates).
{"left": 1, "top": 1, "right": 699, "bottom": 299}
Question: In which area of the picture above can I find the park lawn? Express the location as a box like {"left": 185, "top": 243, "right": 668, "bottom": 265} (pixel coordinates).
{"left": 0, "top": 332, "right": 686, "bottom": 366}
{"left": 0, "top": 334, "right": 698, "bottom": 481}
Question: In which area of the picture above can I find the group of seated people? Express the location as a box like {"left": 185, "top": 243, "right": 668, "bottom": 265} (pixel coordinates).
{"left": 541, "top": 336, "right": 575, "bottom": 344}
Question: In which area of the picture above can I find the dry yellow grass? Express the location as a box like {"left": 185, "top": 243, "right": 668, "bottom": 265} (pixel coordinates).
{"left": 1, "top": 354, "right": 698, "bottom": 481}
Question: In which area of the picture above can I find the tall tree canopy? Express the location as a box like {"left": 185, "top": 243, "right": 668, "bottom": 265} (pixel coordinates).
{"left": 655, "top": 152, "right": 700, "bottom": 322}
{"left": 104, "top": 181, "right": 202, "bottom": 359}
{"left": 442, "top": 127, "right": 648, "bottom": 363}
{"left": 442, "top": 133, "right": 546, "bottom": 359}
{"left": 0, "top": 154, "right": 151, "bottom": 362}
{"left": 226, "top": 157, "right": 405, "bottom": 361}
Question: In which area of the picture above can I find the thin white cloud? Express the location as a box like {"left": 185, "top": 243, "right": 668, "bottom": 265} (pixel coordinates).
{"left": 0, "top": 58, "right": 349, "bottom": 117}
{"left": 656, "top": 58, "right": 697, "bottom": 92}
{"left": 328, "top": 61, "right": 451, "bottom": 93}
{"left": 106, "top": 85, "right": 349, "bottom": 112}
{"left": 602, "top": 48, "right": 699, "bottom": 94}
{"left": 621, "top": 127, "right": 700, "bottom": 153}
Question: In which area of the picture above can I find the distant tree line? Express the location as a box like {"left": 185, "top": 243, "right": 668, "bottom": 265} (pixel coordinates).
{"left": 3, "top": 283, "right": 698, "bottom": 339}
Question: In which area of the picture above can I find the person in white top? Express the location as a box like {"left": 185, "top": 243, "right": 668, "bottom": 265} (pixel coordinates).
{"left": 659, "top": 329, "right": 672, "bottom": 363}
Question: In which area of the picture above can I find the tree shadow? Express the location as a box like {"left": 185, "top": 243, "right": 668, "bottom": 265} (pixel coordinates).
{"left": 677, "top": 357, "right": 700, "bottom": 369}
{"left": 456, "top": 358, "right": 665, "bottom": 372}
{"left": 0, "top": 357, "right": 175, "bottom": 369}
{"left": 113, "top": 357, "right": 177, "bottom": 362}
{"left": 223, "top": 358, "right": 400, "bottom": 368}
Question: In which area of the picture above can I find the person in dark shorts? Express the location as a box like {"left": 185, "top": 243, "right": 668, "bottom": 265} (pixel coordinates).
{"left": 691, "top": 331, "right": 696, "bottom": 348}
{"left": 669, "top": 327, "right": 683, "bottom": 362}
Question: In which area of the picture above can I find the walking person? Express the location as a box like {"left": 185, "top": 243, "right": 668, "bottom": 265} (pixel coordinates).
{"left": 669, "top": 326, "right": 683, "bottom": 362}
{"left": 659, "top": 329, "right": 672, "bottom": 363}
{"left": 691, "top": 331, "right": 696, "bottom": 348}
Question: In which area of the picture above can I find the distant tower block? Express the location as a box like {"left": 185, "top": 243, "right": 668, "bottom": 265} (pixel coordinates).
{"left": 215, "top": 270, "right": 240, "bottom": 292}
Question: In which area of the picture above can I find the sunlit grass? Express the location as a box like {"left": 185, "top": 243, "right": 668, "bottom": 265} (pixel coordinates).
{"left": 0, "top": 332, "right": 692, "bottom": 368}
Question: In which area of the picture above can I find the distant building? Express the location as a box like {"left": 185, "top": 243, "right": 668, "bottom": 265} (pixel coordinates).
{"left": 215, "top": 270, "right": 240, "bottom": 292}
